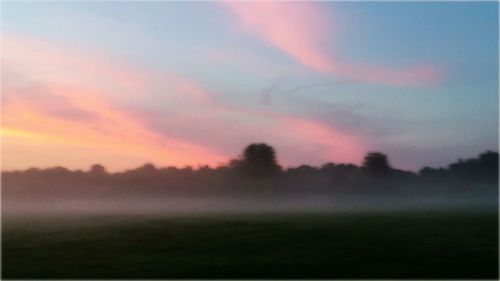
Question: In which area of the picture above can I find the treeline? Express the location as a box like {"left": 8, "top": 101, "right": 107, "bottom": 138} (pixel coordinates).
{"left": 2, "top": 143, "right": 498, "bottom": 199}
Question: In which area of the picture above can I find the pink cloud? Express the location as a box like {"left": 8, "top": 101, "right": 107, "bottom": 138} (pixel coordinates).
{"left": 189, "top": 101, "right": 367, "bottom": 166}
{"left": 2, "top": 32, "right": 367, "bottom": 170}
{"left": 1, "top": 33, "right": 211, "bottom": 104}
{"left": 2, "top": 83, "right": 228, "bottom": 169}
{"left": 1, "top": 34, "right": 227, "bottom": 170}
{"left": 223, "top": 1, "right": 444, "bottom": 86}
{"left": 224, "top": 1, "right": 332, "bottom": 72}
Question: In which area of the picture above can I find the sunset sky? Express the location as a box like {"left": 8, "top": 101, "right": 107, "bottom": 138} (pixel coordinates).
{"left": 1, "top": 1, "right": 498, "bottom": 172}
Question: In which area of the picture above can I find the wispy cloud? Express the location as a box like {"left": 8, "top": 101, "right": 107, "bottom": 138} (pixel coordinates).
{"left": 2, "top": 33, "right": 367, "bottom": 170}
{"left": 223, "top": 1, "right": 444, "bottom": 86}
{"left": 2, "top": 34, "right": 227, "bottom": 170}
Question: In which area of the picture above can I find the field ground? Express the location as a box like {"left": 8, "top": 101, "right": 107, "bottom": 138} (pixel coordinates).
{"left": 2, "top": 210, "right": 498, "bottom": 279}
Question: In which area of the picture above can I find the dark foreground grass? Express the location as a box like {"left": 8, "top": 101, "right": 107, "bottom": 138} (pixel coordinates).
{"left": 2, "top": 210, "right": 498, "bottom": 279}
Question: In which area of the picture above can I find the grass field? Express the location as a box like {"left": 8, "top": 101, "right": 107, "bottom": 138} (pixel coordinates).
{"left": 2, "top": 210, "right": 498, "bottom": 279}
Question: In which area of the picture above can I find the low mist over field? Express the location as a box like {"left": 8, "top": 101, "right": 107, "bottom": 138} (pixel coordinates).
{"left": 3, "top": 146, "right": 498, "bottom": 279}
{"left": 3, "top": 145, "right": 498, "bottom": 217}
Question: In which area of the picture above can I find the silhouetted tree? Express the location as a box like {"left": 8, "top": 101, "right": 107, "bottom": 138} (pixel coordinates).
{"left": 240, "top": 143, "right": 281, "bottom": 179}
{"left": 446, "top": 151, "right": 499, "bottom": 186}
{"left": 449, "top": 158, "right": 479, "bottom": 181}
{"left": 363, "top": 152, "right": 391, "bottom": 176}
{"left": 420, "top": 166, "right": 447, "bottom": 179}
{"left": 478, "top": 151, "right": 499, "bottom": 183}
{"left": 228, "top": 159, "right": 244, "bottom": 170}
{"left": 138, "top": 163, "right": 157, "bottom": 173}
{"left": 90, "top": 164, "right": 107, "bottom": 176}
{"left": 478, "top": 151, "right": 498, "bottom": 167}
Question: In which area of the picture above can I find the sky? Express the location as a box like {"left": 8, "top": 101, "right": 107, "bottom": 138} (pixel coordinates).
{"left": 1, "top": 1, "right": 498, "bottom": 172}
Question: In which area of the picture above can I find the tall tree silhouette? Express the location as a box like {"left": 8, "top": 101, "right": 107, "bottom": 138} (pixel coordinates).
{"left": 363, "top": 152, "right": 391, "bottom": 176}
{"left": 240, "top": 143, "right": 281, "bottom": 179}
{"left": 478, "top": 151, "right": 499, "bottom": 183}
{"left": 89, "top": 164, "right": 107, "bottom": 177}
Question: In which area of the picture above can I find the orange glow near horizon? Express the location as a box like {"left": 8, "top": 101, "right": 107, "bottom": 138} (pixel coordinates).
{"left": 2, "top": 32, "right": 367, "bottom": 171}
{"left": 1, "top": 2, "right": 497, "bottom": 173}
{"left": 2, "top": 34, "right": 232, "bottom": 171}
{"left": 1, "top": 84, "right": 228, "bottom": 171}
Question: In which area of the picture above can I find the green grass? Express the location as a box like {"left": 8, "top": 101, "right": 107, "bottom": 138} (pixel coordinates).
{"left": 2, "top": 211, "right": 498, "bottom": 279}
